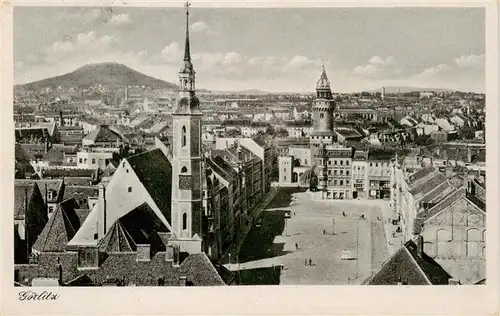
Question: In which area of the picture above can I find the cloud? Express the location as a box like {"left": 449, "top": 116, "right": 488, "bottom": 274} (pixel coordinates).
{"left": 108, "top": 13, "right": 132, "bottom": 26}
{"left": 353, "top": 56, "right": 397, "bottom": 78}
{"left": 43, "top": 31, "right": 119, "bottom": 64}
{"left": 420, "top": 63, "right": 450, "bottom": 76}
{"left": 286, "top": 55, "right": 319, "bottom": 69}
{"left": 190, "top": 21, "right": 208, "bottom": 33}
{"left": 160, "top": 42, "right": 182, "bottom": 63}
{"left": 454, "top": 53, "right": 484, "bottom": 68}
{"left": 222, "top": 52, "right": 242, "bottom": 67}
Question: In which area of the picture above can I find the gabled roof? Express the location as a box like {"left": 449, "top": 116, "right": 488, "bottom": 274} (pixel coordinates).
{"left": 207, "top": 156, "right": 238, "bottom": 182}
{"left": 366, "top": 240, "right": 451, "bottom": 285}
{"left": 410, "top": 173, "right": 448, "bottom": 197}
{"left": 32, "top": 198, "right": 82, "bottom": 252}
{"left": 180, "top": 253, "right": 226, "bottom": 286}
{"left": 16, "top": 179, "right": 65, "bottom": 203}
{"left": 414, "top": 188, "right": 474, "bottom": 234}
{"left": 127, "top": 149, "right": 172, "bottom": 223}
{"left": 14, "top": 182, "right": 41, "bottom": 221}
{"left": 83, "top": 125, "right": 123, "bottom": 143}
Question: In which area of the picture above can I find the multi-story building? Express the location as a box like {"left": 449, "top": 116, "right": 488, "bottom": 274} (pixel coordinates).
{"left": 352, "top": 151, "right": 368, "bottom": 198}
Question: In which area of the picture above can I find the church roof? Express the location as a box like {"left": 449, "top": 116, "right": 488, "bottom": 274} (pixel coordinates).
{"left": 99, "top": 202, "right": 168, "bottom": 254}
{"left": 127, "top": 149, "right": 173, "bottom": 224}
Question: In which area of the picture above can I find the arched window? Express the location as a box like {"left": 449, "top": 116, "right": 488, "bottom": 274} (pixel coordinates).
{"left": 182, "top": 213, "right": 187, "bottom": 230}
{"left": 181, "top": 126, "right": 187, "bottom": 147}
{"left": 181, "top": 166, "right": 188, "bottom": 173}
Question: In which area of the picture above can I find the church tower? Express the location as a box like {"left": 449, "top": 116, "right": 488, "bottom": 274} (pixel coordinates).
{"left": 170, "top": 1, "right": 203, "bottom": 253}
{"left": 310, "top": 66, "right": 337, "bottom": 192}
{"left": 310, "top": 65, "right": 336, "bottom": 146}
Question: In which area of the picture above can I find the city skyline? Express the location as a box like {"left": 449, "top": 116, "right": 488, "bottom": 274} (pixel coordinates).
{"left": 14, "top": 6, "right": 485, "bottom": 93}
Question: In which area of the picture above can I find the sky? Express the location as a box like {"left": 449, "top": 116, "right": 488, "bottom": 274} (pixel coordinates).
{"left": 14, "top": 6, "right": 485, "bottom": 93}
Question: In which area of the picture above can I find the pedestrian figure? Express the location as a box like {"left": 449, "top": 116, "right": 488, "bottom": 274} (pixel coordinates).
{"left": 392, "top": 231, "right": 395, "bottom": 238}
{"left": 342, "top": 212, "right": 346, "bottom": 217}
{"left": 295, "top": 243, "right": 299, "bottom": 250}
{"left": 309, "top": 258, "right": 312, "bottom": 266}
{"left": 323, "top": 229, "right": 326, "bottom": 235}
{"left": 361, "top": 214, "right": 365, "bottom": 220}
{"left": 305, "top": 259, "right": 308, "bottom": 266}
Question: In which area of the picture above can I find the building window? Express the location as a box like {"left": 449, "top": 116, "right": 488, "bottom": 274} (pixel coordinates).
{"left": 346, "top": 170, "right": 350, "bottom": 176}
{"left": 304, "top": 159, "right": 308, "bottom": 165}
{"left": 340, "top": 160, "right": 344, "bottom": 165}
{"left": 334, "top": 170, "right": 338, "bottom": 176}
{"left": 340, "top": 180, "right": 344, "bottom": 186}
{"left": 84, "top": 158, "right": 87, "bottom": 164}
{"left": 128, "top": 186, "right": 132, "bottom": 193}
{"left": 328, "top": 161, "right": 331, "bottom": 165}
{"left": 376, "top": 163, "right": 379, "bottom": 167}
{"left": 346, "top": 180, "right": 350, "bottom": 185}
{"left": 181, "top": 126, "right": 187, "bottom": 148}
{"left": 334, "top": 180, "right": 337, "bottom": 185}
{"left": 284, "top": 168, "right": 287, "bottom": 172}
{"left": 79, "top": 158, "right": 83, "bottom": 163}
{"left": 340, "top": 170, "right": 343, "bottom": 175}
{"left": 328, "top": 170, "right": 331, "bottom": 175}
{"left": 182, "top": 213, "right": 187, "bottom": 230}
{"left": 92, "top": 158, "right": 96, "bottom": 164}
{"left": 334, "top": 160, "right": 337, "bottom": 165}
{"left": 181, "top": 166, "right": 188, "bottom": 173}
{"left": 346, "top": 161, "right": 349, "bottom": 166}
{"left": 320, "top": 113, "right": 324, "bottom": 119}
{"left": 284, "top": 176, "right": 286, "bottom": 180}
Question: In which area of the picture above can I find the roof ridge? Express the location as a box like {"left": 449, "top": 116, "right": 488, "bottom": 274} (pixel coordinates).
{"left": 403, "top": 244, "right": 432, "bottom": 285}
{"left": 39, "top": 205, "right": 61, "bottom": 252}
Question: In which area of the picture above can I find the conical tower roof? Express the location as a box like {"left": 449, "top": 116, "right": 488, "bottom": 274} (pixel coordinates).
{"left": 316, "top": 65, "right": 331, "bottom": 90}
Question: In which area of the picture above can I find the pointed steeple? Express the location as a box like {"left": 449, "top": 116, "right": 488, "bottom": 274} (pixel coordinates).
{"left": 184, "top": 1, "right": 191, "bottom": 62}
{"left": 180, "top": 1, "right": 194, "bottom": 76}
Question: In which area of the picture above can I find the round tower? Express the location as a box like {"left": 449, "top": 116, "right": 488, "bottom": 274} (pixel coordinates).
{"left": 310, "top": 66, "right": 336, "bottom": 146}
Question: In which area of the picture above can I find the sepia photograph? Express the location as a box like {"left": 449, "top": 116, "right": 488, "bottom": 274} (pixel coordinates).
{"left": 10, "top": 2, "right": 490, "bottom": 289}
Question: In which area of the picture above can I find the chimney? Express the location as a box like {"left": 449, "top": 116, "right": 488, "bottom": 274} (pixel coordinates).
{"left": 98, "top": 184, "right": 107, "bottom": 237}
{"left": 57, "top": 257, "right": 63, "bottom": 285}
{"left": 59, "top": 110, "right": 64, "bottom": 126}
{"left": 44, "top": 137, "right": 50, "bottom": 153}
{"left": 173, "top": 244, "right": 180, "bottom": 266}
{"left": 179, "top": 276, "right": 187, "bottom": 286}
{"left": 448, "top": 278, "right": 460, "bottom": 285}
{"left": 417, "top": 235, "right": 424, "bottom": 257}
{"left": 45, "top": 183, "right": 48, "bottom": 216}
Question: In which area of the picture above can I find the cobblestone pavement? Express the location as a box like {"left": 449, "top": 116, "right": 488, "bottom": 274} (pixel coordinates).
{"left": 226, "top": 191, "right": 391, "bottom": 285}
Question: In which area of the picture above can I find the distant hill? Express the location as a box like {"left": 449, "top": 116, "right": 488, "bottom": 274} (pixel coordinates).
{"left": 370, "top": 86, "right": 455, "bottom": 94}
{"left": 17, "top": 62, "right": 178, "bottom": 91}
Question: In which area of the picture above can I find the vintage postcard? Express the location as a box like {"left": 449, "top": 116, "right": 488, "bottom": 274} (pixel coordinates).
{"left": 1, "top": 0, "right": 498, "bottom": 315}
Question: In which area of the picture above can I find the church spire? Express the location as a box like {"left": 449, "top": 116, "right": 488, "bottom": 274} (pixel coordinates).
{"left": 179, "top": 1, "right": 195, "bottom": 92}
{"left": 184, "top": 1, "right": 191, "bottom": 62}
